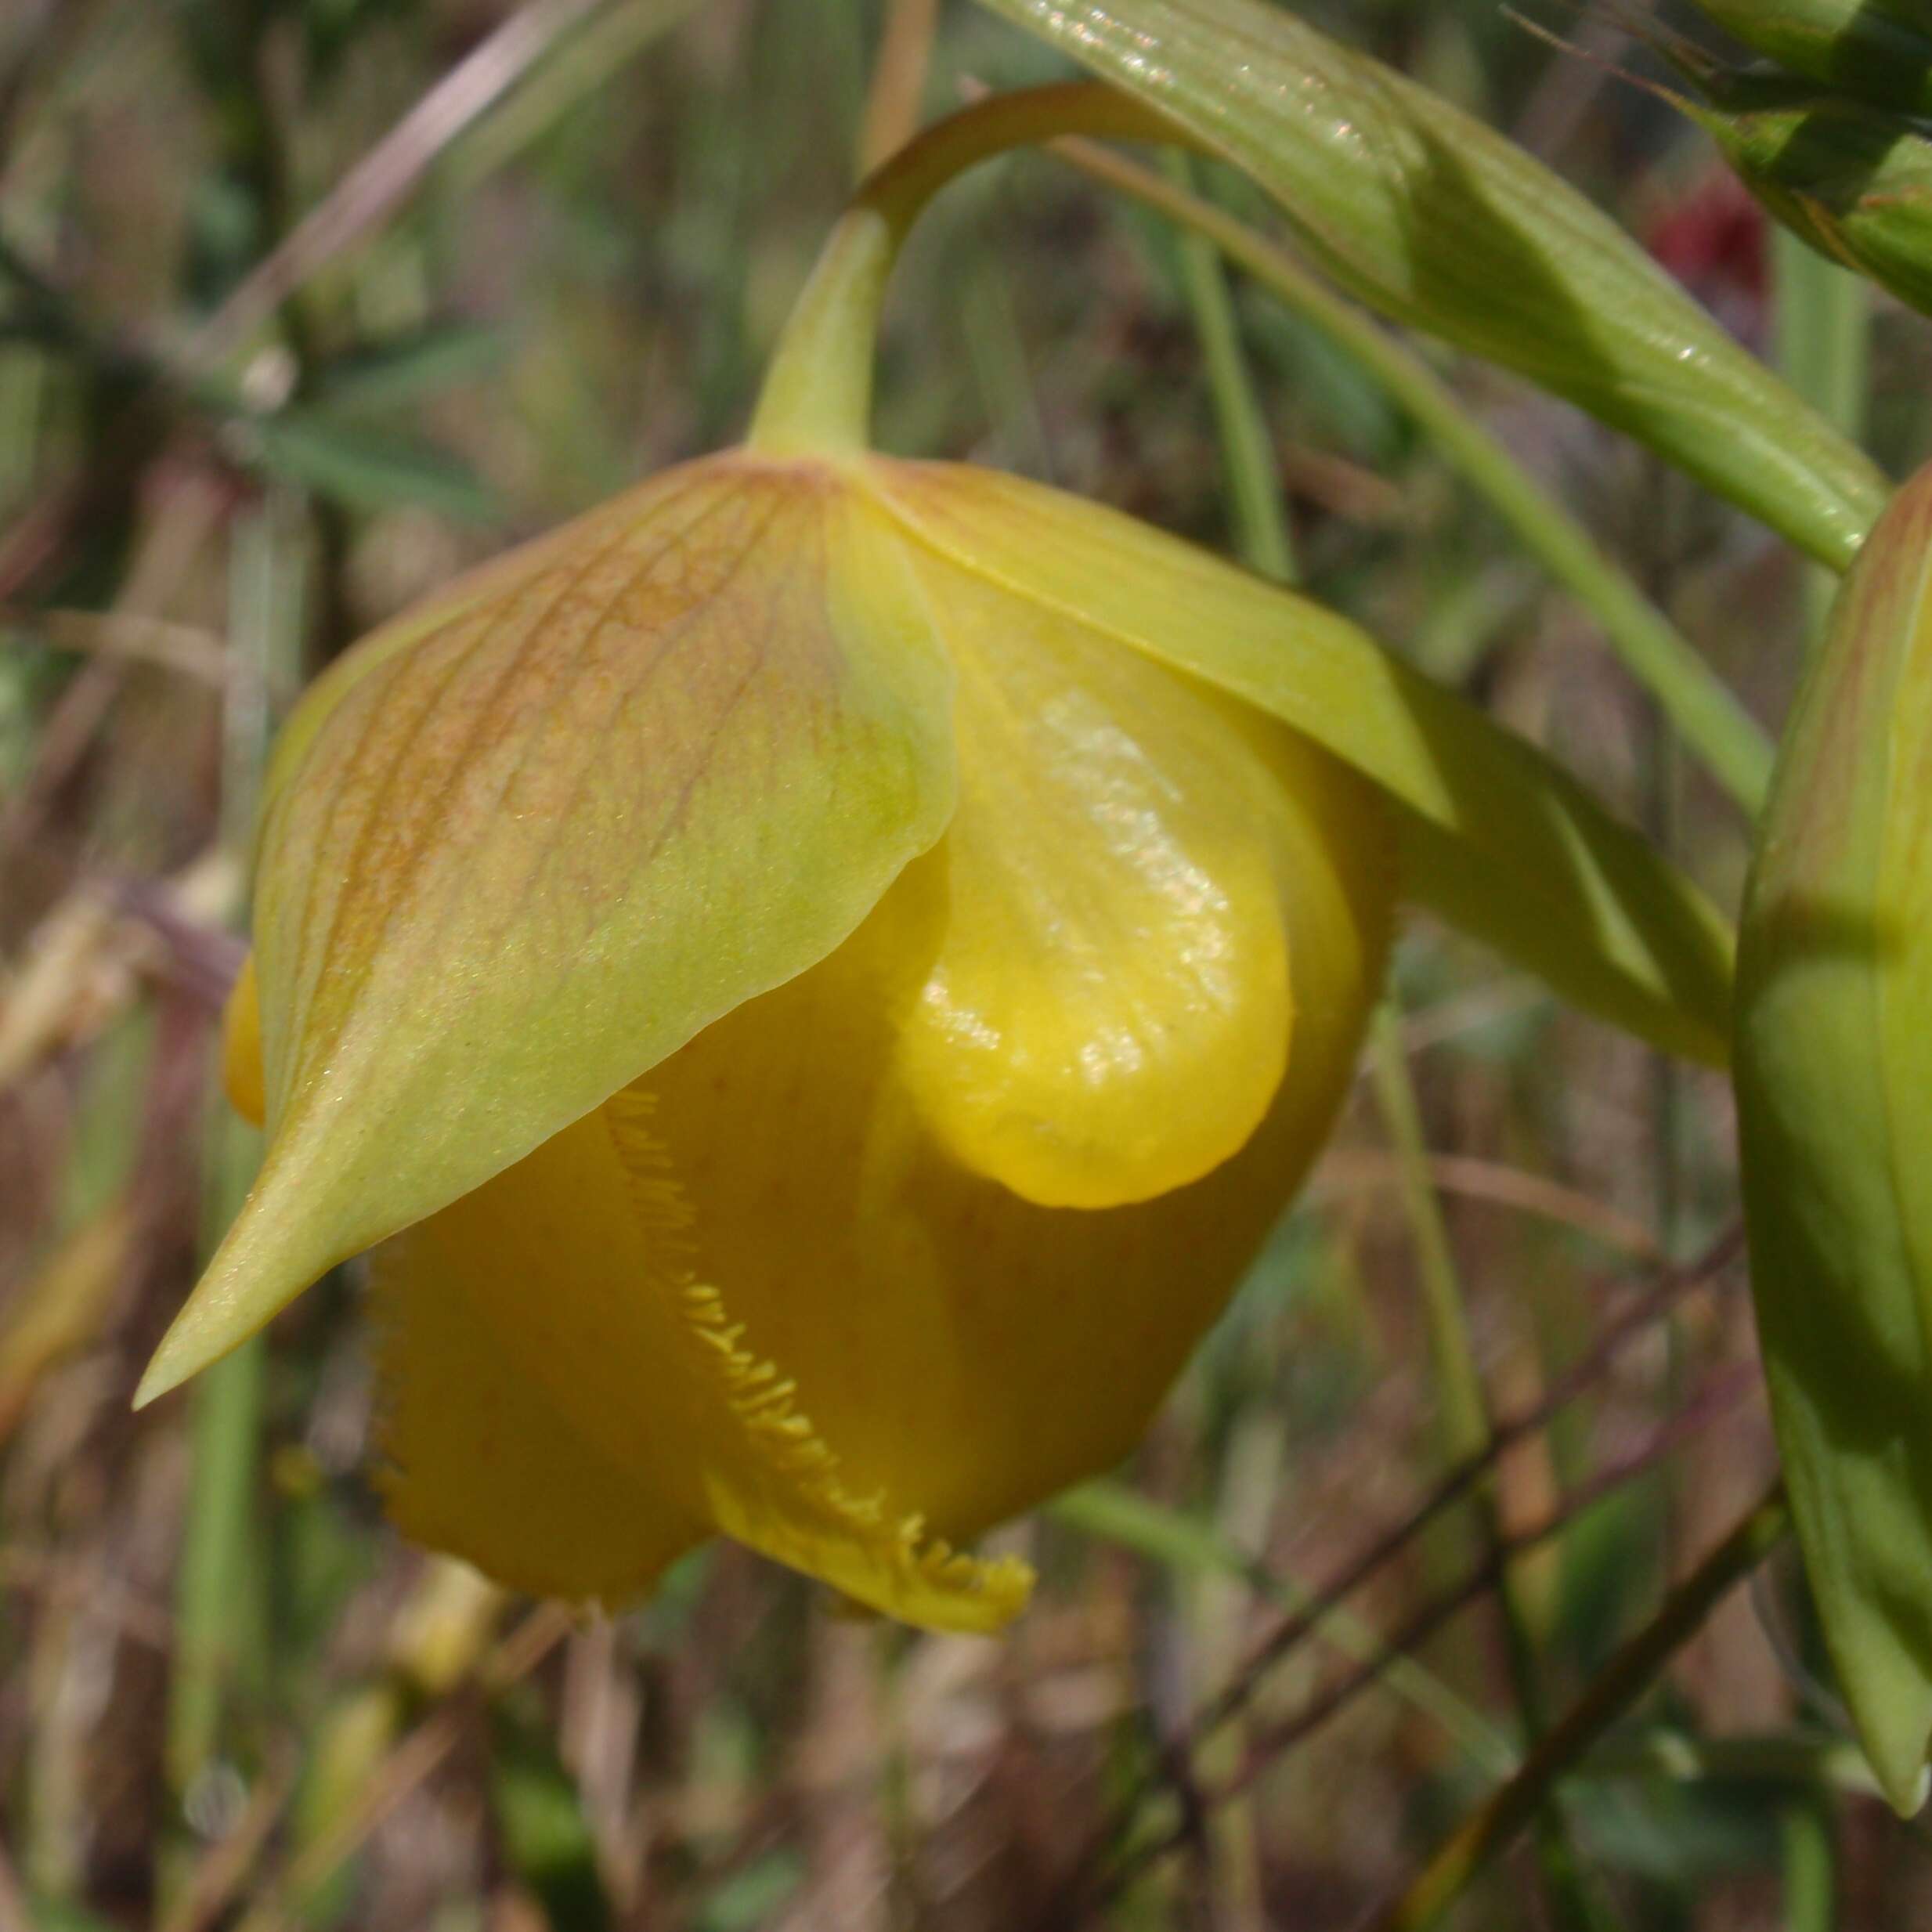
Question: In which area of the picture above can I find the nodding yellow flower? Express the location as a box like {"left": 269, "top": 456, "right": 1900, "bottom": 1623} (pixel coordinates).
{"left": 143, "top": 192, "right": 1732, "bottom": 1633}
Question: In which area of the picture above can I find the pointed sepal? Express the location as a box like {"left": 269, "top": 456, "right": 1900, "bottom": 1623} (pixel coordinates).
{"left": 139, "top": 457, "right": 955, "bottom": 1403}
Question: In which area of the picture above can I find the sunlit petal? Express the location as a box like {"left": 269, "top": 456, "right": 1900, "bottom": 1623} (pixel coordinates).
{"left": 141, "top": 460, "right": 954, "bottom": 1403}
{"left": 864, "top": 457, "right": 1732, "bottom": 1067}
{"left": 894, "top": 575, "right": 1335, "bottom": 1208}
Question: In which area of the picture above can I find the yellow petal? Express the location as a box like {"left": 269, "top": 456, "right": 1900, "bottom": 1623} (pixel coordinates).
{"left": 893, "top": 576, "right": 1331, "bottom": 1208}
{"left": 373, "top": 711, "right": 1388, "bottom": 1614}
{"left": 654, "top": 760, "right": 1385, "bottom": 1537}
{"left": 863, "top": 458, "right": 1733, "bottom": 1067}
{"left": 139, "top": 457, "right": 955, "bottom": 1404}
{"left": 374, "top": 1078, "right": 1031, "bottom": 1630}
{"left": 371, "top": 1221, "right": 704, "bottom": 1607}
{"left": 222, "top": 954, "right": 265, "bottom": 1129}
{"left": 638, "top": 794, "right": 1385, "bottom": 1544}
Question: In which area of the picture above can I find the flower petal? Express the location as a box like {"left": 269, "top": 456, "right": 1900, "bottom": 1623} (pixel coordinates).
{"left": 865, "top": 459, "right": 1732, "bottom": 1066}
{"left": 371, "top": 1220, "right": 706, "bottom": 1607}
{"left": 640, "top": 793, "right": 1385, "bottom": 1544}
{"left": 374, "top": 728, "right": 1386, "bottom": 1617}
{"left": 140, "top": 457, "right": 955, "bottom": 1403}
{"left": 222, "top": 952, "right": 265, "bottom": 1128}
{"left": 892, "top": 580, "right": 1346, "bottom": 1208}
{"left": 374, "top": 1078, "right": 1032, "bottom": 1630}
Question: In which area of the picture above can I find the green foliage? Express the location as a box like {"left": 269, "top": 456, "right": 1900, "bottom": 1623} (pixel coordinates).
{"left": 1692, "top": 93, "right": 1932, "bottom": 322}
{"left": 1681, "top": 0, "right": 1932, "bottom": 114}
{"left": 1736, "top": 461, "right": 1932, "bottom": 1815}
{"left": 974, "top": 0, "right": 1890, "bottom": 569}
{"left": 12, "top": 0, "right": 1932, "bottom": 1926}
{"left": 247, "top": 411, "right": 500, "bottom": 521}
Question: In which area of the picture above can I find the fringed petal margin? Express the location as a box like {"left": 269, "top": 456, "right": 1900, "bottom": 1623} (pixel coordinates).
{"left": 371, "top": 1079, "right": 1031, "bottom": 1632}
{"left": 605, "top": 1096, "right": 1034, "bottom": 1633}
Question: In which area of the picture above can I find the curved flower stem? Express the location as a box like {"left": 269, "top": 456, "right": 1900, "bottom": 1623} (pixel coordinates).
{"left": 754, "top": 77, "right": 1773, "bottom": 811}
{"left": 1051, "top": 133, "right": 1774, "bottom": 816}
{"left": 749, "top": 81, "right": 1186, "bottom": 455}
{"left": 1364, "top": 1479, "right": 1792, "bottom": 1932}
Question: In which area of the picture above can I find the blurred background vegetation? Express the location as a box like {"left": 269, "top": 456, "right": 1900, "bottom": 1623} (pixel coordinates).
{"left": 2, "top": 0, "right": 1929, "bottom": 1926}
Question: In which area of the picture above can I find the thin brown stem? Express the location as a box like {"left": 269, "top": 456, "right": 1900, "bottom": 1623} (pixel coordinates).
{"left": 182, "top": 0, "right": 619, "bottom": 371}
{"left": 857, "top": 0, "right": 941, "bottom": 175}
{"left": 1199, "top": 1226, "right": 1743, "bottom": 1739}
{"left": 1046, "top": 1359, "right": 1760, "bottom": 1926}
{"left": 1363, "top": 1482, "right": 1791, "bottom": 1932}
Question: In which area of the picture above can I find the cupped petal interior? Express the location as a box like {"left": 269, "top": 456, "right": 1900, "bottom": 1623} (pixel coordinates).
{"left": 890, "top": 573, "right": 1312, "bottom": 1208}
{"left": 372, "top": 1211, "right": 706, "bottom": 1608}
{"left": 374, "top": 1071, "right": 1031, "bottom": 1630}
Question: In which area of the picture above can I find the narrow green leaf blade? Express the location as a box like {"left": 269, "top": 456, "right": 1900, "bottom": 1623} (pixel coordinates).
{"left": 310, "top": 322, "right": 506, "bottom": 414}
{"left": 976, "top": 0, "right": 1890, "bottom": 570}
{"left": 250, "top": 412, "right": 500, "bottom": 522}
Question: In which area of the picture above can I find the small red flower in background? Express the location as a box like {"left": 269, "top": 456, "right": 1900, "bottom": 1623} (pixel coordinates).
{"left": 1646, "top": 164, "right": 1769, "bottom": 343}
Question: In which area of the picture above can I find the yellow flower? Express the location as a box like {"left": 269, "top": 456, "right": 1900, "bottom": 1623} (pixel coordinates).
{"left": 142, "top": 209, "right": 1732, "bottom": 1633}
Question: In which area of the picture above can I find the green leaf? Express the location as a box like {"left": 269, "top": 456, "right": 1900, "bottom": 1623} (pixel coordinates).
{"left": 309, "top": 323, "right": 507, "bottom": 414}
{"left": 249, "top": 412, "right": 500, "bottom": 522}
{"left": 27, "top": 1903, "right": 125, "bottom": 1932}
{"left": 1693, "top": 93, "right": 1932, "bottom": 323}
{"left": 696, "top": 1853, "right": 805, "bottom": 1932}
{"left": 975, "top": 0, "right": 1890, "bottom": 571}
{"left": 1683, "top": 0, "right": 1932, "bottom": 114}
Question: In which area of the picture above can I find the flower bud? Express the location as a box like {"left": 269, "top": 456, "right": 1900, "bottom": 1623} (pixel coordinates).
{"left": 1681, "top": 0, "right": 1932, "bottom": 114}
{"left": 1738, "top": 459, "right": 1932, "bottom": 1815}
{"left": 1694, "top": 91, "right": 1932, "bottom": 320}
